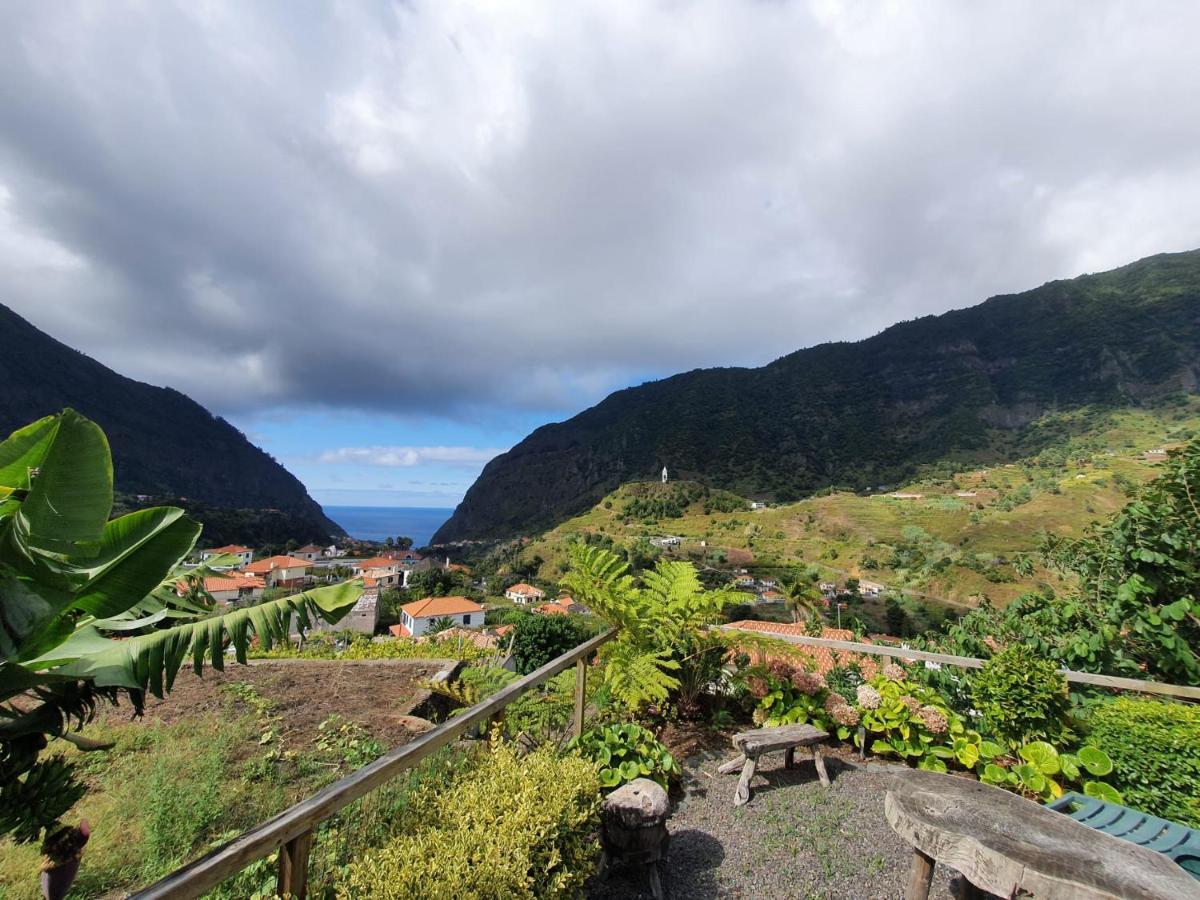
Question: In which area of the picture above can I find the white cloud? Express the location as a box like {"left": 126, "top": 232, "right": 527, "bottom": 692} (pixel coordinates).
{"left": 0, "top": 1, "right": 1198, "bottom": 419}
{"left": 318, "top": 446, "right": 507, "bottom": 467}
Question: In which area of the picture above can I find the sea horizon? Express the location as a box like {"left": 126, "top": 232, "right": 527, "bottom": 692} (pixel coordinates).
{"left": 323, "top": 505, "right": 454, "bottom": 548}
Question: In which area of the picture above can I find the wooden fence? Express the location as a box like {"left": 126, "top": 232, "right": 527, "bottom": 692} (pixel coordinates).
{"left": 131, "top": 628, "right": 616, "bottom": 900}
{"left": 718, "top": 626, "right": 1200, "bottom": 701}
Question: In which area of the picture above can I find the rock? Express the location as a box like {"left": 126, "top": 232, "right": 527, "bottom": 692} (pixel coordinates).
{"left": 393, "top": 714, "right": 435, "bottom": 733}
{"left": 603, "top": 778, "right": 670, "bottom": 831}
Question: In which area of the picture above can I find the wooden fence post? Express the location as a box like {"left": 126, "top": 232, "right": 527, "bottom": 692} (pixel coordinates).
{"left": 277, "top": 829, "right": 313, "bottom": 899}
{"left": 573, "top": 657, "right": 587, "bottom": 738}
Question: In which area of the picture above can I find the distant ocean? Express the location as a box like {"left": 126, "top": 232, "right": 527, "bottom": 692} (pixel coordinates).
{"left": 323, "top": 506, "right": 454, "bottom": 548}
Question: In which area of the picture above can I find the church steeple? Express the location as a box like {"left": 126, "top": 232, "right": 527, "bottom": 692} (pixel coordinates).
{"left": 661, "top": 466, "right": 668, "bottom": 484}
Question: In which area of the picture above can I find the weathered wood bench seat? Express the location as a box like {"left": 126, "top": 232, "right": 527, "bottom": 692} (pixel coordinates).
{"left": 885, "top": 769, "right": 1200, "bottom": 899}
{"left": 716, "top": 723, "right": 830, "bottom": 806}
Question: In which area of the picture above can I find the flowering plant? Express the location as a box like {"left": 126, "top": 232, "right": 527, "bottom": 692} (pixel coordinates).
{"left": 855, "top": 673, "right": 981, "bottom": 772}
{"left": 741, "top": 659, "right": 845, "bottom": 733}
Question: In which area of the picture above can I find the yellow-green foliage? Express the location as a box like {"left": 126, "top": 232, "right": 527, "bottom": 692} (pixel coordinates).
{"left": 250, "top": 633, "right": 491, "bottom": 662}
{"left": 337, "top": 742, "right": 600, "bottom": 899}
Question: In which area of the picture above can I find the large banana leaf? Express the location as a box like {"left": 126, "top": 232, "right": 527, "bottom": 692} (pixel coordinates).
{"left": 35, "top": 580, "right": 364, "bottom": 698}
{"left": 70, "top": 508, "right": 202, "bottom": 618}
{"left": 14, "top": 410, "right": 112, "bottom": 557}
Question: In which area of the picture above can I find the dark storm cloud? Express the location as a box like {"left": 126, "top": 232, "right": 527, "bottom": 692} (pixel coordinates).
{"left": 1, "top": 1, "right": 1199, "bottom": 418}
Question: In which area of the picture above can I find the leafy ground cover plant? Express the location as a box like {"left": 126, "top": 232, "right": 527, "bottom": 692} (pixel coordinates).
{"left": 1086, "top": 697, "right": 1200, "bottom": 826}
{"left": 565, "top": 722, "right": 680, "bottom": 790}
{"left": 977, "top": 740, "right": 1119, "bottom": 803}
{"left": 337, "top": 741, "right": 600, "bottom": 899}
{"left": 968, "top": 644, "right": 1072, "bottom": 748}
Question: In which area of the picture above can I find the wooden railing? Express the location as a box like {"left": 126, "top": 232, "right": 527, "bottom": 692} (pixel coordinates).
{"left": 131, "top": 628, "right": 615, "bottom": 900}
{"left": 719, "top": 626, "right": 1200, "bottom": 701}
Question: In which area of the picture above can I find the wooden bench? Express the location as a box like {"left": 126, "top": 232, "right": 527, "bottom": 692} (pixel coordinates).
{"left": 716, "top": 723, "right": 830, "bottom": 806}
{"left": 1047, "top": 792, "right": 1200, "bottom": 881}
{"left": 885, "top": 770, "right": 1200, "bottom": 899}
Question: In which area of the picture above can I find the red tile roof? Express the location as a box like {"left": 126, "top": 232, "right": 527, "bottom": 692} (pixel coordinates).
{"left": 356, "top": 557, "right": 397, "bottom": 569}
{"left": 244, "top": 555, "right": 312, "bottom": 574}
{"left": 207, "top": 544, "right": 251, "bottom": 555}
{"left": 506, "top": 583, "right": 543, "bottom": 595}
{"left": 724, "top": 620, "right": 881, "bottom": 678}
{"left": 401, "top": 595, "right": 484, "bottom": 619}
{"left": 535, "top": 602, "right": 569, "bottom": 615}
{"left": 177, "top": 574, "right": 265, "bottom": 594}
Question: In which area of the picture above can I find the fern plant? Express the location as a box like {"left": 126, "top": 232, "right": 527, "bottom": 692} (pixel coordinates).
{"left": 560, "top": 544, "right": 733, "bottom": 712}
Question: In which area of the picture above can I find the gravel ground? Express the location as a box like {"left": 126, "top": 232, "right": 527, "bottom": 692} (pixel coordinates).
{"left": 587, "top": 747, "right": 958, "bottom": 900}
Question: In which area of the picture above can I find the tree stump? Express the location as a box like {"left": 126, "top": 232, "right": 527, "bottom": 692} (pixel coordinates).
{"left": 599, "top": 778, "right": 671, "bottom": 900}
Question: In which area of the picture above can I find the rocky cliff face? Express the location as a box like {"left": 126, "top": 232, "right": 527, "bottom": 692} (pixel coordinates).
{"left": 434, "top": 249, "right": 1200, "bottom": 542}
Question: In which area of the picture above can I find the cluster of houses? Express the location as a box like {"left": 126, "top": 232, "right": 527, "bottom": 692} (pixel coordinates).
{"left": 727, "top": 571, "right": 888, "bottom": 605}
{"left": 189, "top": 542, "right": 589, "bottom": 646}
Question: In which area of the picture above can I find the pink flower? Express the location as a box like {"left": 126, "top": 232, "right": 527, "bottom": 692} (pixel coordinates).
{"left": 752, "top": 707, "right": 767, "bottom": 726}
{"left": 790, "top": 670, "right": 827, "bottom": 696}
{"left": 883, "top": 663, "right": 906, "bottom": 682}
{"left": 747, "top": 676, "right": 768, "bottom": 699}
{"left": 917, "top": 705, "right": 948, "bottom": 735}
{"left": 900, "top": 695, "right": 920, "bottom": 714}
{"left": 856, "top": 685, "right": 881, "bottom": 709}
{"left": 767, "top": 659, "right": 795, "bottom": 682}
{"left": 832, "top": 703, "right": 860, "bottom": 727}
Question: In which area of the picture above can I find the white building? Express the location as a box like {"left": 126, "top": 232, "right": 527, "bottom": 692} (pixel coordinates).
{"left": 505, "top": 583, "right": 545, "bottom": 605}
{"left": 243, "top": 555, "right": 312, "bottom": 589}
{"left": 294, "top": 543, "right": 325, "bottom": 562}
{"left": 200, "top": 544, "right": 254, "bottom": 567}
{"left": 395, "top": 596, "right": 484, "bottom": 637}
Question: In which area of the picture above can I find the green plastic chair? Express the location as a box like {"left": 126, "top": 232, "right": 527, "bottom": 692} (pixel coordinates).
{"left": 1048, "top": 792, "right": 1200, "bottom": 880}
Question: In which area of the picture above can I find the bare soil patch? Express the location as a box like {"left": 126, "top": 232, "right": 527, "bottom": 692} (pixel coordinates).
{"left": 98, "top": 658, "right": 453, "bottom": 750}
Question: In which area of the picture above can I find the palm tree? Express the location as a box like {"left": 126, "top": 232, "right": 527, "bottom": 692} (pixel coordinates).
{"left": 781, "top": 567, "right": 823, "bottom": 624}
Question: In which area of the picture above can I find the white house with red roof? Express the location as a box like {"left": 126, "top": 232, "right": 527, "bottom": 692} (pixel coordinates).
{"left": 504, "top": 583, "right": 544, "bottom": 605}
{"left": 350, "top": 556, "right": 405, "bottom": 588}
{"left": 179, "top": 574, "right": 265, "bottom": 605}
{"left": 294, "top": 543, "right": 325, "bottom": 562}
{"left": 243, "top": 555, "right": 312, "bottom": 589}
{"left": 200, "top": 544, "right": 254, "bottom": 567}
{"left": 392, "top": 596, "right": 484, "bottom": 637}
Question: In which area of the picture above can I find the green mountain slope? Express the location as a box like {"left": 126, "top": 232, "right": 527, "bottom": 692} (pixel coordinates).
{"left": 505, "top": 404, "right": 1199, "bottom": 620}
{"left": 0, "top": 302, "right": 341, "bottom": 544}
{"left": 435, "top": 249, "right": 1200, "bottom": 542}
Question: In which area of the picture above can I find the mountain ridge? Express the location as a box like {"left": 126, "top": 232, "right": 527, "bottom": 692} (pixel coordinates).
{"left": 0, "top": 302, "right": 341, "bottom": 544}
{"left": 434, "top": 249, "right": 1200, "bottom": 542}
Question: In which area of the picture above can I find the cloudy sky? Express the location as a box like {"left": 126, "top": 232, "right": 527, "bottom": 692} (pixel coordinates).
{"left": 2, "top": 1, "right": 1199, "bottom": 509}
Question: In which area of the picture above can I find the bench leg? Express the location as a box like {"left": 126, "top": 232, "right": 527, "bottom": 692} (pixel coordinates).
{"left": 811, "top": 746, "right": 831, "bottom": 786}
{"left": 716, "top": 753, "right": 746, "bottom": 775}
{"left": 734, "top": 753, "right": 758, "bottom": 806}
{"left": 784, "top": 747, "right": 795, "bottom": 769}
{"left": 647, "top": 862, "right": 665, "bottom": 900}
{"left": 905, "top": 848, "right": 934, "bottom": 900}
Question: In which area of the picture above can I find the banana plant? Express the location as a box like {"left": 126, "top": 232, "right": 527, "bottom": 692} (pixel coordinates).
{"left": 0, "top": 410, "right": 362, "bottom": 893}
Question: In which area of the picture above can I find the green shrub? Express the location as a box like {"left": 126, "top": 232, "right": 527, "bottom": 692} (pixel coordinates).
{"left": 566, "top": 723, "right": 680, "bottom": 790}
{"left": 1087, "top": 697, "right": 1200, "bottom": 827}
{"left": 969, "top": 645, "right": 1071, "bottom": 748}
{"left": 510, "top": 614, "right": 589, "bottom": 674}
{"left": 337, "top": 742, "right": 599, "bottom": 899}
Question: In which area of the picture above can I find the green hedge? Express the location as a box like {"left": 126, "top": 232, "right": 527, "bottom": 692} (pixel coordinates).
{"left": 1087, "top": 697, "right": 1200, "bottom": 827}
{"left": 337, "top": 742, "right": 600, "bottom": 899}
